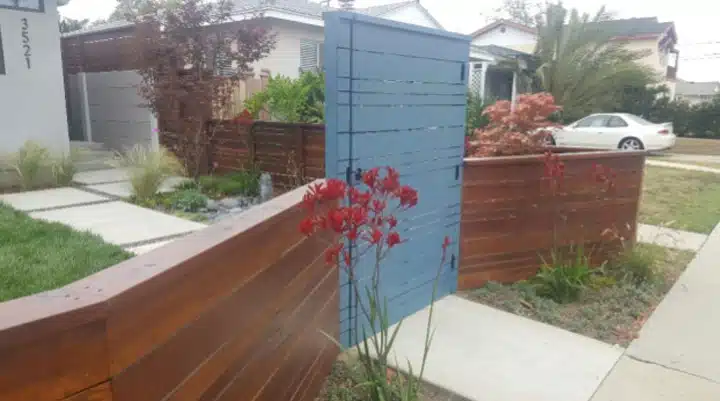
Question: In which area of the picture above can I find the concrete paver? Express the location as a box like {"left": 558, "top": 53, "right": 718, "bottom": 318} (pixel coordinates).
{"left": 627, "top": 224, "right": 720, "bottom": 382}
{"left": 30, "top": 201, "right": 206, "bottom": 246}
{"left": 591, "top": 356, "right": 720, "bottom": 401}
{"left": 0, "top": 187, "right": 109, "bottom": 212}
{"left": 646, "top": 160, "right": 720, "bottom": 174}
{"left": 126, "top": 240, "right": 174, "bottom": 255}
{"left": 85, "top": 176, "right": 189, "bottom": 198}
{"left": 385, "top": 296, "right": 622, "bottom": 401}
{"left": 637, "top": 223, "right": 708, "bottom": 251}
{"left": 73, "top": 168, "right": 131, "bottom": 185}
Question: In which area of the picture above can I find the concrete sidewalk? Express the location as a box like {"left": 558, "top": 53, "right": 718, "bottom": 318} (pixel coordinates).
{"left": 591, "top": 222, "right": 720, "bottom": 400}
{"left": 646, "top": 159, "right": 720, "bottom": 174}
{"left": 637, "top": 223, "right": 708, "bottom": 251}
{"left": 386, "top": 296, "right": 622, "bottom": 401}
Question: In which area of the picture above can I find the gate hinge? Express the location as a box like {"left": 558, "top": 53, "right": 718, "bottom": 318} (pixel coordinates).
{"left": 460, "top": 63, "right": 466, "bottom": 81}
{"left": 450, "top": 254, "right": 456, "bottom": 271}
{"left": 455, "top": 165, "right": 460, "bottom": 180}
{"left": 345, "top": 166, "right": 363, "bottom": 183}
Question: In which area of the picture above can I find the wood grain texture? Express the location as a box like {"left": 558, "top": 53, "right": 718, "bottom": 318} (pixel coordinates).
{"left": 0, "top": 184, "right": 338, "bottom": 401}
{"left": 459, "top": 150, "right": 645, "bottom": 290}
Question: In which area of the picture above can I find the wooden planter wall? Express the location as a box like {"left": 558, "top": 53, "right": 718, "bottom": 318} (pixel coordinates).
{"left": 0, "top": 185, "right": 338, "bottom": 401}
{"left": 459, "top": 150, "right": 646, "bottom": 290}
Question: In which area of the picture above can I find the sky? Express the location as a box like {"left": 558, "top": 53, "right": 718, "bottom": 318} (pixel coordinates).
{"left": 59, "top": 0, "right": 720, "bottom": 81}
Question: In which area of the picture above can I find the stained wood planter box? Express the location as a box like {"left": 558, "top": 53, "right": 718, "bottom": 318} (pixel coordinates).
{"left": 459, "top": 149, "right": 646, "bottom": 291}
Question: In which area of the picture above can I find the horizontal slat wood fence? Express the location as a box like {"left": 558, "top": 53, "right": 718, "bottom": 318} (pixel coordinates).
{"left": 161, "top": 120, "right": 325, "bottom": 192}
{"left": 459, "top": 150, "right": 646, "bottom": 290}
{"left": 0, "top": 184, "right": 338, "bottom": 401}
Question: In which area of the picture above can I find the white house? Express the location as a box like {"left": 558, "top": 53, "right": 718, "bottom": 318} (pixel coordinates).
{"left": 0, "top": 0, "right": 70, "bottom": 154}
{"left": 231, "top": 0, "right": 444, "bottom": 78}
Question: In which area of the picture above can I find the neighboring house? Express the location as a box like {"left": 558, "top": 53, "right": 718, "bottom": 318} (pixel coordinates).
{"left": 0, "top": 0, "right": 71, "bottom": 154}
{"left": 232, "top": 0, "right": 444, "bottom": 78}
{"left": 675, "top": 80, "right": 720, "bottom": 105}
{"left": 469, "top": 17, "right": 680, "bottom": 98}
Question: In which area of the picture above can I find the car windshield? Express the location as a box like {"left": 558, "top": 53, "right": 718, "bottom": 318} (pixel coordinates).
{"left": 623, "top": 114, "right": 654, "bottom": 125}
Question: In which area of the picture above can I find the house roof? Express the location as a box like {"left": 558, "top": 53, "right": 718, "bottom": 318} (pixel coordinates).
{"left": 676, "top": 80, "right": 720, "bottom": 97}
{"left": 592, "top": 17, "right": 673, "bottom": 39}
{"left": 474, "top": 44, "right": 531, "bottom": 59}
{"left": 61, "top": 20, "right": 135, "bottom": 38}
{"left": 470, "top": 19, "right": 537, "bottom": 38}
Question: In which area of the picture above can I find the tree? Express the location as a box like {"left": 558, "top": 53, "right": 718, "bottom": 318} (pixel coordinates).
{"left": 480, "top": 0, "right": 545, "bottom": 27}
{"left": 534, "top": 3, "right": 656, "bottom": 121}
{"left": 107, "top": 0, "right": 155, "bottom": 21}
{"left": 59, "top": 17, "right": 90, "bottom": 33}
{"left": 132, "top": 0, "right": 276, "bottom": 177}
{"left": 337, "top": 0, "right": 354, "bottom": 10}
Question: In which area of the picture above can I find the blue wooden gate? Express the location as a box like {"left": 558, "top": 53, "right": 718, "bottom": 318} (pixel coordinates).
{"left": 323, "top": 11, "right": 470, "bottom": 346}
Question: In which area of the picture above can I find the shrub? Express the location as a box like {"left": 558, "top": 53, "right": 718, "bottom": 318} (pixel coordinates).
{"left": 50, "top": 150, "right": 79, "bottom": 186}
{"left": 169, "top": 189, "right": 208, "bottom": 212}
{"left": 469, "top": 93, "right": 562, "bottom": 157}
{"left": 7, "top": 141, "right": 49, "bottom": 189}
{"left": 606, "top": 246, "right": 657, "bottom": 286}
{"left": 112, "top": 145, "right": 184, "bottom": 202}
{"left": 244, "top": 71, "right": 325, "bottom": 123}
{"left": 198, "top": 169, "right": 261, "bottom": 197}
{"left": 466, "top": 92, "right": 491, "bottom": 136}
{"left": 532, "top": 247, "right": 593, "bottom": 303}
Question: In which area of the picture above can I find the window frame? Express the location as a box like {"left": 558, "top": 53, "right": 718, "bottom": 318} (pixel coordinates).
{"left": 575, "top": 115, "right": 610, "bottom": 128}
{"left": 606, "top": 116, "right": 629, "bottom": 128}
{"left": 0, "top": 0, "right": 45, "bottom": 13}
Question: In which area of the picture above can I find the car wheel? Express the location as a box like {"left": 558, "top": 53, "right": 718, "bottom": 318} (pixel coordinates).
{"left": 542, "top": 133, "right": 556, "bottom": 146}
{"left": 618, "top": 137, "right": 644, "bottom": 150}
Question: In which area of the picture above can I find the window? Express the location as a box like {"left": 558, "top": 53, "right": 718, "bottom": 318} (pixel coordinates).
{"left": 0, "top": 0, "right": 44, "bottom": 12}
{"left": 624, "top": 114, "right": 653, "bottom": 125}
{"left": 0, "top": 27, "right": 5, "bottom": 75}
{"left": 607, "top": 116, "right": 628, "bottom": 127}
{"left": 300, "top": 39, "right": 323, "bottom": 73}
{"left": 575, "top": 115, "right": 610, "bottom": 128}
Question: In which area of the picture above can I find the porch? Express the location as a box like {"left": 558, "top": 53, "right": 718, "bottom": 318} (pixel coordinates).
{"left": 468, "top": 44, "right": 535, "bottom": 105}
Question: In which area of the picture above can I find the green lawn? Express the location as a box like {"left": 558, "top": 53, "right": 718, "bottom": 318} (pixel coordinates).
{"left": 463, "top": 244, "right": 695, "bottom": 347}
{"left": 640, "top": 166, "right": 720, "bottom": 234}
{"left": 0, "top": 204, "right": 132, "bottom": 302}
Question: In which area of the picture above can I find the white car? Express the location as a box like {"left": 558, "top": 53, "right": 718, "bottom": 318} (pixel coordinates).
{"left": 550, "top": 113, "right": 676, "bottom": 151}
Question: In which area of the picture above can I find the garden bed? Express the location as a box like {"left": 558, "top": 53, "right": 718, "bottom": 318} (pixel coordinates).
{"left": 460, "top": 148, "right": 646, "bottom": 290}
{"left": 640, "top": 166, "right": 720, "bottom": 234}
{"left": 462, "top": 244, "right": 695, "bottom": 346}
{"left": 0, "top": 203, "right": 131, "bottom": 302}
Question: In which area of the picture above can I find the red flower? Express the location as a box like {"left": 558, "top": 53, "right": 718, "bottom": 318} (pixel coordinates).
{"left": 325, "top": 243, "right": 343, "bottom": 266}
{"left": 343, "top": 250, "right": 351, "bottom": 266}
{"left": 442, "top": 236, "right": 451, "bottom": 250}
{"left": 351, "top": 207, "right": 367, "bottom": 226}
{"left": 387, "top": 216, "right": 398, "bottom": 229}
{"left": 381, "top": 168, "right": 400, "bottom": 193}
{"left": 328, "top": 209, "right": 345, "bottom": 233}
{"left": 323, "top": 179, "right": 347, "bottom": 201}
{"left": 347, "top": 227, "right": 359, "bottom": 241}
{"left": 387, "top": 232, "right": 401, "bottom": 248}
{"left": 299, "top": 217, "right": 315, "bottom": 235}
{"left": 398, "top": 186, "right": 418, "bottom": 207}
{"left": 369, "top": 228, "right": 383, "bottom": 244}
{"left": 362, "top": 168, "right": 380, "bottom": 189}
{"left": 372, "top": 199, "right": 387, "bottom": 213}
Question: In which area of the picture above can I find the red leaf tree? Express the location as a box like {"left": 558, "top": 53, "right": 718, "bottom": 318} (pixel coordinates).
{"left": 469, "top": 92, "right": 562, "bottom": 157}
{"left": 131, "top": 0, "right": 276, "bottom": 177}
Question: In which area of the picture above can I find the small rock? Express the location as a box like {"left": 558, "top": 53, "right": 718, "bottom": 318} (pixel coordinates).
{"left": 206, "top": 199, "right": 219, "bottom": 211}
{"left": 219, "top": 198, "right": 239, "bottom": 209}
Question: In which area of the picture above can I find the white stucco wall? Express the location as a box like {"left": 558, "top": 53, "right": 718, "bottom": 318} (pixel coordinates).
{"left": 252, "top": 19, "right": 324, "bottom": 79}
{"left": 471, "top": 25, "right": 537, "bottom": 53}
{"left": 0, "top": 0, "right": 69, "bottom": 154}
{"left": 380, "top": 5, "right": 441, "bottom": 29}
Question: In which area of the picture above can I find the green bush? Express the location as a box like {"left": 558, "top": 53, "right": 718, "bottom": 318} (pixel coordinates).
{"left": 466, "top": 92, "right": 491, "bottom": 136}
{"left": 244, "top": 71, "right": 324, "bottom": 123}
{"left": 50, "top": 150, "right": 79, "bottom": 186}
{"left": 112, "top": 145, "right": 184, "bottom": 202}
{"left": 198, "top": 170, "right": 261, "bottom": 198}
{"left": 606, "top": 246, "right": 657, "bottom": 286}
{"left": 532, "top": 247, "right": 593, "bottom": 303}
{"left": 7, "top": 141, "right": 49, "bottom": 189}
{"left": 169, "top": 189, "right": 208, "bottom": 212}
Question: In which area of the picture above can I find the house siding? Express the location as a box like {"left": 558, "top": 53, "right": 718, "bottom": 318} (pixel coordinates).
{"left": 379, "top": 6, "right": 441, "bottom": 29}
{"left": 252, "top": 19, "right": 324, "bottom": 79}
{"left": 471, "top": 25, "right": 536, "bottom": 53}
{"left": 0, "top": 0, "right": 69, "bottom": 154}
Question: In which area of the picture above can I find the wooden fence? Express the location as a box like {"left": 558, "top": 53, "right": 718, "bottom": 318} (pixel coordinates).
{"left": 0, "top": 184, "right": 338, "bottom": 401}
{"left": 459, "top": 150, "right": 646, "bottom": 290}
{"left": 160, "top": 120, "right": 325, "bottom": 192}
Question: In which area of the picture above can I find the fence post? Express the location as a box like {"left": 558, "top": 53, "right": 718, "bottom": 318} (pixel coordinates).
{"left": 247, "top": 122, "right": 257, "bottom": 168}
{"left": 295, "top": 126, "right": 306, "bottom": 183}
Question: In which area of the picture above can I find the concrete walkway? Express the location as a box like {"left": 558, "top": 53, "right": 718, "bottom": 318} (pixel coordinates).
{"left": 637, "top": 223, "right": 708, "bottom": 251}
{"left": 0, "top": 169, "right": 205, "bottom": 254}
{"left": 646, "top": 159, "right": 720, "bottom": 174}
{"left": 591, "top": 222, "right": 720, "bottom": 400}
{"left": 386, "top": 296, "right": 623, "bottom": 401}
